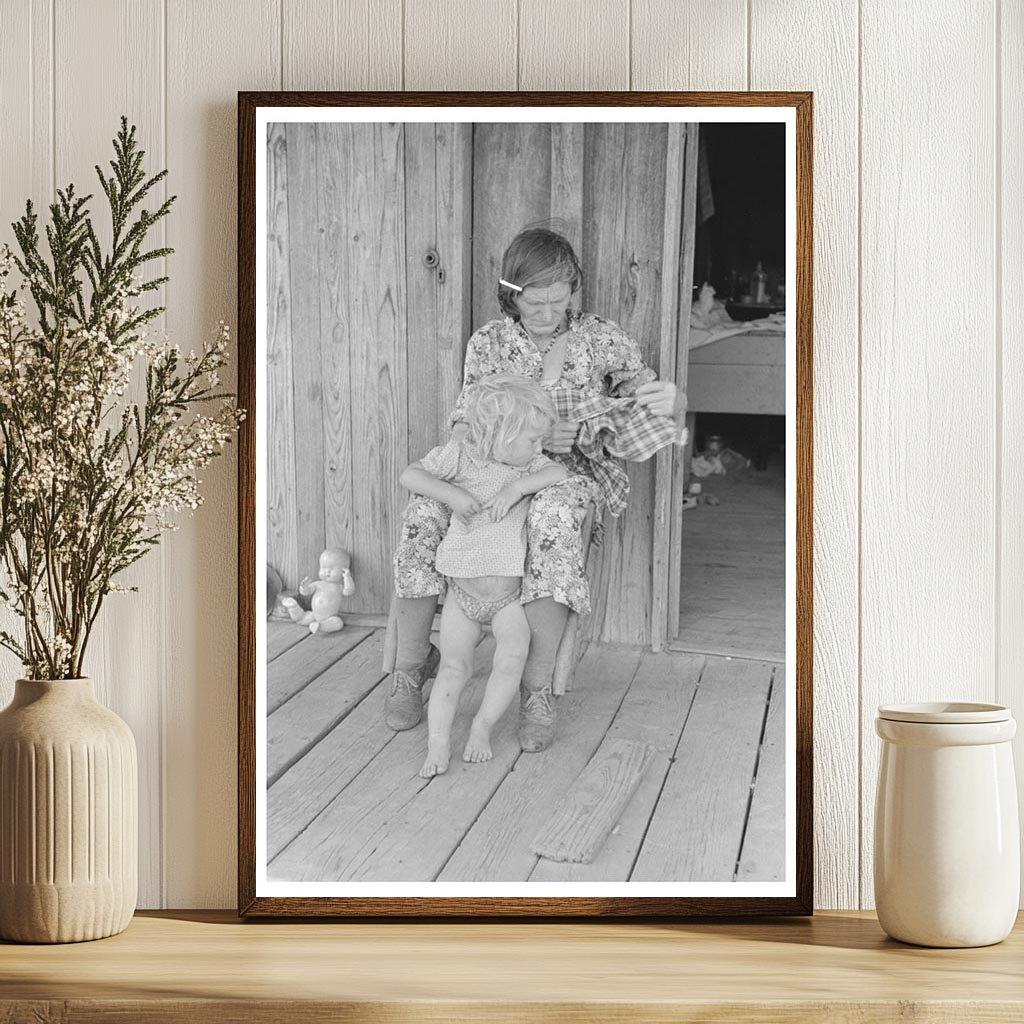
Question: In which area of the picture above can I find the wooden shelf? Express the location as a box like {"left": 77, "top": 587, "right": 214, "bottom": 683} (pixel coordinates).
{"left": 2, "top": 910, "right": 1023, "bottom": 1021}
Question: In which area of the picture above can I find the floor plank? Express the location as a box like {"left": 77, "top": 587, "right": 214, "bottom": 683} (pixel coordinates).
{"left": 438, "top": 645, "right": 644, "bottom": 882}
{"left": 269, "top": 638, "right": 498, "bottom": 881}
{"left": 529, "top": 738, "right": 655, "bottom": 864}
{"left": 267, "top": 631, "right": 386, "bottom": 784}
{"left": 268, "top": 682, "right": 395, "bottom": 863}
{"left": 266, "top": 620, "right": 308, "bottom": 662}
{"left": 266, "top": 628, "right": 443, "bottom": 862}
{"left": 737, "top": 665, "right": 786, "bottom": 881}
{"left": 267, "top": 626, "right": 373, "bottom": 713}
{"left": 630, "top": 657, "right": 774, "bottom": 881}
{"left": 678, "top": 458, "right": 785, "bottom": 661}
{"left": 530, "top": 650, "right": 703, "bottom": 883}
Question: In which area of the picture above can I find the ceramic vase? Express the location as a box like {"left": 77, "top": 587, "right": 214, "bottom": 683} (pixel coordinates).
{"left": 0, "top": 678, "right": 137, "bottom": 943}
{"left": 874, "top": 702, "right": 1019, "bottom": 948}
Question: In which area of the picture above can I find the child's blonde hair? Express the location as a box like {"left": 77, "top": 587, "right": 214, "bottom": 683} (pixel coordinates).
{"left": 465, "top": 374, "right": 558, "bottom": 461}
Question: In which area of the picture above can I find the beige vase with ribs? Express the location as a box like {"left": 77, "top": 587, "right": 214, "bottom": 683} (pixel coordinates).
{"left": 0, "top": 678, "right": 137, "bottom": 943}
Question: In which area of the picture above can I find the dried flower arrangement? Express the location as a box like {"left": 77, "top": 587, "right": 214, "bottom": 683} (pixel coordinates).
{"left": 0, "top": 118, "right": 241, "bottom": 679}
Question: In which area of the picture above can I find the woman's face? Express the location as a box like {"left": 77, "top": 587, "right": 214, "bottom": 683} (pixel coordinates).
{"left": 514, "top": 280, "right": 573, "bottom": 339}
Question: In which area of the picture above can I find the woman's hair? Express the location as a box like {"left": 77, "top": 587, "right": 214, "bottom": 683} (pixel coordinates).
{"left": 497, "top": 227, "right": 583, "bottom": 317}
{"left": 465, "top": 374, "right": 558, "bottom": 461}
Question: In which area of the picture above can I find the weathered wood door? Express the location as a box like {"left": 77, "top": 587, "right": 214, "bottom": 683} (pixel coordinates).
{"left": 268, "top": 121, "right": 697, "bottom": 640}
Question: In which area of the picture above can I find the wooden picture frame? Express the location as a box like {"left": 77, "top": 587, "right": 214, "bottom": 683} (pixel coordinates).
{"left": 238, "top": 91, "right": 813, "bottom": 917}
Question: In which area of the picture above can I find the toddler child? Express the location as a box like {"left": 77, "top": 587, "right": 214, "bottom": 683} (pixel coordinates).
{"left": 399, "top": 374, "right": 568, "bottom": 778}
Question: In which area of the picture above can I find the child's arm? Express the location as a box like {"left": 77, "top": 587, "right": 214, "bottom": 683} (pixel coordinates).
{"left": 486, "top": 463, "right": 569, "bottom": 522}
{"left": 517, "top": 462, "right": 569, "bottom": 497}
{"left": 400, "top": 461, "right": 482, "bottom": 524}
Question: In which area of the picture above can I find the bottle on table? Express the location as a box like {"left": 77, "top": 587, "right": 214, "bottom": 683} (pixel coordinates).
{"left": 752, "top": 261, "right": 768, "bottom": 304}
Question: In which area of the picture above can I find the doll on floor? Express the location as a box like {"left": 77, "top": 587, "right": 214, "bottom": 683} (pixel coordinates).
{"left": 281, "top": 547, "right": 355, "bottom": 633}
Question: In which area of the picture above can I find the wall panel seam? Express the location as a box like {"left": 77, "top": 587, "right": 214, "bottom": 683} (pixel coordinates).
{"left": 627, "top": 0, "right": 632, "bottom": 90}
{"left": 159, "top": 0, "right": 169, "bottom": 910}
{"left": 49, "top": 0, "right": 55, "bottom": 197}
{"left": 746, "top": 0, "right": 752, "bottom": 90}
{"left": 516, "top": 0, "right": 521, "bottom": 90}
{"left": 994, "top": 0, "right": 1003, "bottom": 706}
{"left": 856, "top": 0, "right": 864, "bottom": 910}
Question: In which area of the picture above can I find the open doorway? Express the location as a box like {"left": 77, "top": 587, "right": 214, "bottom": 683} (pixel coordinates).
{"left": 670, "top": 123, "right": 787, "bottom": 662}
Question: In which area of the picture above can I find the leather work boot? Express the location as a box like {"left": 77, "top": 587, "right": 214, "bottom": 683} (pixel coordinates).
{"left": 517, "top": 684, "right": 557, "bottom": 752}
{"left": 384, "top": 644, "right": 440, "bottom": 731}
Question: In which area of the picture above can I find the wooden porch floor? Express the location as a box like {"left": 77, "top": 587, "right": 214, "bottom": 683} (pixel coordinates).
{"left": 266, "top": 622, "right": 785, "bottom": 884}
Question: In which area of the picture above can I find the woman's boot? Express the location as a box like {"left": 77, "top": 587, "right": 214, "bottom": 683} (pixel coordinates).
{"left": 518, "top": 598, "right": 568, "bottom": 752}
{"left": 385, "top": 595, "right": 440, "bottom": 730}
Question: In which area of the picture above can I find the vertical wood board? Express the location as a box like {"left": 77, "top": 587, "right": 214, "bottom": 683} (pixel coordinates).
{"left": 405, "top": 123, "right": 474, "bottom": 452}
{"left": 471, "top": 123, "right": 553, "bottom": 331}
{"left": 518, "top": 0, "right": 629, "bottom": 90}
{"left": 859, "top": 0, "right": 998, "bottom": 908}
{"left": 549, "top": 123, "right": 585, "bottom": 252}
{"left": 583, "top": 124, "right": 667, "bottom": 645}
{"left": 404, "top": 0, "right": 517, "bottom": 90}
{"left": 631, "top": 0, "right": 748, "bottom": 90}
{"left": 284, "top": 123, "right": 327, "bottom": 585}
{"left": 999, "top": 0, "right": 1024, "bottom": 902}
{"left": 667, "top": 122, "right": 700, "bottom": 640}
{"left": 316, "top": 123, "right": 356, "bottom": 580}
{"left": 751, "top": 0, "right": 860, "bottom": 909}
{"left": 651, "top": 123, "right": 689, "bottom": 652}
{"left": 164, "top": 0, "right": 280, "bottom": 907}
{"left": 266, "top": 124, "right": 299, "bottom": 590}
{"left": 283, "top": 0, "right": 402, "bottom": 90}
{"left": 344, "top": 123, "right": 408, "bottom": 614}
{"left": 0, "top": 0, "right": 54, "bottom": 697}
{"left": 54, "top": 0, "right": 165, "bottom": 909}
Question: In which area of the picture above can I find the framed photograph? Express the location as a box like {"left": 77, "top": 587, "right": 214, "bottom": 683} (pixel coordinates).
{"left": 238, "top": 91, "right": 812, "bottom": 916}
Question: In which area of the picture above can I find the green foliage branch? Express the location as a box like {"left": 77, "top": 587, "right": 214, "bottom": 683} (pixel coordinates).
{"left": 0, "top": 118, "right": 241, "bottom": 679}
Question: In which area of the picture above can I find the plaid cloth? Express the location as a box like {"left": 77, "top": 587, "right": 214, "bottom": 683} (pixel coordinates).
{"left": 548, "top": 388, "right": 682, "bottom": 516}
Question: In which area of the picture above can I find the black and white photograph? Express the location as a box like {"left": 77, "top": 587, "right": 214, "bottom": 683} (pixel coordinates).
{"left": 242, "top": 96, "right": 810, "bottom": 914}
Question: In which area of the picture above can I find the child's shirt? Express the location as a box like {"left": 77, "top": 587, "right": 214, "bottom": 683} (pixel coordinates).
{"left": 417, "top": 439, "right": 556, "bottom": 579}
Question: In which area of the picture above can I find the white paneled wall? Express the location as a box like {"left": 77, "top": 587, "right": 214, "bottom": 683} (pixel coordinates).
{"left": 0, "top": 0, "right": 1017, "bottom": 910}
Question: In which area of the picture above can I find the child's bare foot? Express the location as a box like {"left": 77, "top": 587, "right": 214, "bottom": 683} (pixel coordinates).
{"left": 419, "top": 737, "right": 450, "bottom": 778}
{"left": 462, "top": 720, "right": 494, "bottom": 764}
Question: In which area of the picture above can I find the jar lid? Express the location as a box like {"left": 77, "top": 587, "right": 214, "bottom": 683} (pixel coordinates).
{"left": 877, "top": 701, "right": 1011, "bottom": 724}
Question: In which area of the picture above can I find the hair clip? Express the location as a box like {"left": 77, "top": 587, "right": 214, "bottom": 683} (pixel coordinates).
{"left": 499, "top": 278, "right": 523, "bottom": 293}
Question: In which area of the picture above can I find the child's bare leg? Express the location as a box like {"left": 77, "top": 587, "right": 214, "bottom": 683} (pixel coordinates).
{"left": 420, "top": 599, "right": 480, "bottom": 778}
{"left": 464, "top": 602, "right": 530, "bottom": 764}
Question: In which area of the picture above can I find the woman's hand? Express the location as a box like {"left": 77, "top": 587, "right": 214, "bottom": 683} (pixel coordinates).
{"left": 544, "top": 419, "right": 580, "bottom": 454}
{"left": 636, "top": 380, "right": 684, "bottom": 419}
{"left": 448, "top": 487, "right": 483, "bottom": 525}
{"left": 485, "top": 483, "right": 524, "bottom": 522}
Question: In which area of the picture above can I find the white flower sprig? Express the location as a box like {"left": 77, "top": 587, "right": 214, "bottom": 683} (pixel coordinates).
{"left": 0, "top": 118, "right": 242, "bottom": 679}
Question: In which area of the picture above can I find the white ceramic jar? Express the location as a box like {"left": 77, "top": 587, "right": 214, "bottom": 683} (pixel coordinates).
{"left": 874, "top": 702, "right": 1019, "bottom": 947}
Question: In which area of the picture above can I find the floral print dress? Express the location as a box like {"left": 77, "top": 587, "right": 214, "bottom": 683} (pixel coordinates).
{"left": 393, "top": 310, "right": 657, "bottom": 616}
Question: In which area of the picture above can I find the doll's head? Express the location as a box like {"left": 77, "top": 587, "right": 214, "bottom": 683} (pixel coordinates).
{"left": 465, "top": 374, "right": 558, "bottom": 468}
{"left": 318, "top": 548, "right": 355, "bottom": 593}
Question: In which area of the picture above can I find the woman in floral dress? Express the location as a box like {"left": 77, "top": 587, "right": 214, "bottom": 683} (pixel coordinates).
{"left": 387, "top": 227, "right": 683, "bottom": 752}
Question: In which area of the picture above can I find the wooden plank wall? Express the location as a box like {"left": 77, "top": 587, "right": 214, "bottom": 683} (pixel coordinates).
{"left": 0, "top": 0, "right": 1017, "bottom": 911}
{"left": 269, "top": 122, "right": 470, "bottom": 614}
{"left": 272, "top": 121, "right": 681, "bottom": 633}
